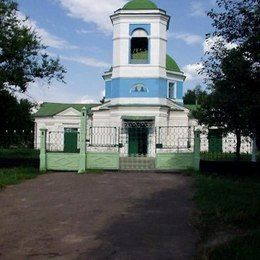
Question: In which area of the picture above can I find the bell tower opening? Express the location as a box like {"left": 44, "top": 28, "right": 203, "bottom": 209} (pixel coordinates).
{"left": 130, "top": 29, "right": 149, "bottom": 64}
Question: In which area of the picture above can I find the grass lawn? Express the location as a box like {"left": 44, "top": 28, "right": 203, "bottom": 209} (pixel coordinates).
{"left": 0, "top": 148, "right": 39, "bottom": 159}
{"left": 0, "top": 167, "right": 41, "bottom": 190}
{"left": 193, "top": 172, "right": 260, "bottom": 259}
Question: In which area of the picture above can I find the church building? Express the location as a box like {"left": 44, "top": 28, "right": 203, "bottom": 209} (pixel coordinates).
{"left": 35, "top": 0, "right": 191, "bottom": 156}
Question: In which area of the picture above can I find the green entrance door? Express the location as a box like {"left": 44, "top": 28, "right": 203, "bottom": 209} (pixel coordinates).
{"left": 64, "top": 128, "right": 78, "bottom": 153}
{"left": 128, "top": 127, "right": 148, "bottom": 156}
{"left": 208, "top": 129, "right": 223, "bottom": 153}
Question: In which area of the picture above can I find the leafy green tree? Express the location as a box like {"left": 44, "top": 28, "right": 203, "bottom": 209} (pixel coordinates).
{"left": 0, "top": 90, "right": 36, "bottom": 147}
{"left": 195, "top": 49, "right": 259, "bottom": 159}
{"left": 0, "top": 0, "right": 66, "bottom": 93}
{"left": 183, "top": 85, "right": 207, "bottom": 105}
{"left": 207, "top": 0, "right": 259, "bottom": 65}
{"left": 0, "top": 0, "right": 66, "bottom": 147}
{"left": 196, "top": 0, "right": 260, "bottom": 159}
{"left": 0, "top": 90, "right": 35, "bottom": 132}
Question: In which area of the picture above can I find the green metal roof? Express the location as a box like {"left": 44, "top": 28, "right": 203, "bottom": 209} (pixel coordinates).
{"left": 122, "top": 0, "right": 159, "bottom": 10}
{"left": 34, "top": 102, "right": 99, "bottom": 117}
{"left": 166, "top": 54, "right": 181, "bottom": 73}
{"left": 105, "top": 55, "right": 181, "bottom": 74}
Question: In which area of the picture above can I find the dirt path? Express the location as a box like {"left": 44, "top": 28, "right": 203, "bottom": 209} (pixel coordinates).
{"left": 0, "top": 172, "right": 198, "bottom": 259}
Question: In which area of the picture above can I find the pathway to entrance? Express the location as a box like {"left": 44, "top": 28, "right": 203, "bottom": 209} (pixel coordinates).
{"left": 0, "top": 172, "right": 198, "bottom": 259}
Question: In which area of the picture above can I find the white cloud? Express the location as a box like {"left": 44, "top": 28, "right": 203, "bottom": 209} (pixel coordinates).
{"left": 76, "top": 29, "right": 94, "bottom": 35}
{"left": 190, "top": 2, "right": 206, "bottom": 17}
{"left": 61, "top": 55, "right": 110, "bottom": 68}
{"left": 18, "top": 83, "right": 100, "bottom": 104}
{"left": 77, "top": 95, "right": 98, "bottom": 104}
{"left": 58, "top": 0, "right": 127, "bottom": 33}
{"left": 17, "top": 12, "right": 76, "bottom": 49}
{"left": 203, "top": 36, "right": 238, "bottom": 53}
{"left": 182, "top": 63, "right": 204, "bottom": 82}
{"left": 17, "top": 83, "right": 79, "bottom": 103}
{"left": 169, "top": 32, "right": 203, "bottom": 45}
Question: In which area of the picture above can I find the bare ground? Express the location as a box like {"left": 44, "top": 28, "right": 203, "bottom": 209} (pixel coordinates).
{"left": 0, "top": 172, "right": 198, "bottom": 260}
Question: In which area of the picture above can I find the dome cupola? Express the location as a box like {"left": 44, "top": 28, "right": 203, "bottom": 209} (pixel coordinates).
{"left": 122, "top": 0, "right": 159, "bottom": 10}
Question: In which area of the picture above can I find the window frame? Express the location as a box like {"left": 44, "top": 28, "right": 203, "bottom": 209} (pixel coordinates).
{"left": 129, "top": 29, "right": 150, "bottom": 65}
{"left": 167, "top": 81, "right": 177, "bottom": 100}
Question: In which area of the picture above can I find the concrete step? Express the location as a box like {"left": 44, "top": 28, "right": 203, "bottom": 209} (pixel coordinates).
{"left": 120, "top": 157, "right": 156, "bottom": 171}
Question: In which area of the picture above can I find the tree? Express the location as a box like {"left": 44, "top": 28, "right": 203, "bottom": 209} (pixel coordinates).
{"left": 0, "top": 0, "right": 66, "bottom": 93}
{"left": 195, "top": 49, "right": 259, "bottom": 159}
{"left": 196, "top": 0, "right": 260, "bottom": 159}
{"left": 208, "top": 0, "right": 259, "bottom": 65}
{"left": 0, "top": 90, "right": 36, "bottom": 147}
{"left": 183, "top": 85, "right": 207, "bottom": 105}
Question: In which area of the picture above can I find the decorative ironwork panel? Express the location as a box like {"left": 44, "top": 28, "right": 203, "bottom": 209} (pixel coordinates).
{"left": 47, "top": 131, "right": 80, "bottom": 153}
{"left": 119, "top": 121, "right": 155, "bottom": 157}
{"left": 200, "top": 132, "right": 252, "bottom": 161}
{"left": 156, "top": 126, "right": 194, "bottom": 153}
{"left": 88, "top": 127, "right": 118, "bottom": 147}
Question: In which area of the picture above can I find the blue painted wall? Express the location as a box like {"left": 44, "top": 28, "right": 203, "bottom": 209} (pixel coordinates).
{"left": 129, "top": 24, "right": 151, "bottom": 35}
{"left": 105, "top": 80, "right": 112, "bottom": 99}
{"left": 105, "top": 77, "right": 184, "bottom": 101}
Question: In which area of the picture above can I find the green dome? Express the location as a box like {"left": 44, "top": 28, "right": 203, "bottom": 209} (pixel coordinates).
{"left": 166, "top": 54, "right": 181, "bottom": 73}
{"left": 122, "top": 0, "right": 159, "bottom": 10}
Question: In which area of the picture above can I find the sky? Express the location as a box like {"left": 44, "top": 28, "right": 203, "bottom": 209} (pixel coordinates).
{"left": 17, "top": 0, "right": 216, "bottom": 104}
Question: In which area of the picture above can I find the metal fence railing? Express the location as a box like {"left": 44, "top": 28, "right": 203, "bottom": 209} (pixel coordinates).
{"left": 156, "top": 126, "right": 195, "bottom": 153}
{"left": 200, "top": 134, "right": 252, "bottom": 161}
{"left": 88, "top": 127, "right": 118, "bottom": 148}
{"left": 46, "top": 131, "right": 80, "bottom": 153}
{"left": 43, "top": 127, "right": 255, "bottom": 161}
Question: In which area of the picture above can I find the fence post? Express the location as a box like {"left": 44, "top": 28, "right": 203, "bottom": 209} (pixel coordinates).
{"left": 252, "top": 135, "right": 257, "bottom": 163}
{"left": 78, "top": 107, "right": 87, "bottom": 173}
{"left": 193, "top": 130, "right": 201, "bottom": 171}
{"left": 40, "top": 128, "right": 47, "bottom": 172}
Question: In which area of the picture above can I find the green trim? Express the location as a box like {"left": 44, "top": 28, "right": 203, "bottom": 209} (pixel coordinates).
{"left": 123, "top": 0, "right": 159, "bottom": 10}
{"left": 35, "top": 102, "right": 99, "bottom": 117}
{"left": 79, "top": 107, "right": 87, "bottom": 173}
{"left": 122, "top": 116, "right": 155, "bottom": 121}
{"left": 39, "top": 129, "right": 47, "bottom": 172}
{"left": 166, "top": 54, "right": 181, "bottom": 73}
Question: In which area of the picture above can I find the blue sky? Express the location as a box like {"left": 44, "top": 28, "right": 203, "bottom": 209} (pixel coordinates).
{"left": 17, "top": 0, "right": 215, "bottom": 104}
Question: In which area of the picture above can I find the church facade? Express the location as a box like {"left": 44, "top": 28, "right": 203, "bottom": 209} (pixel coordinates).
{"left": 92, "top": 0, "right": 189, "bottom": 127}
{"left": 35, "top": 0, "right": 193, "bottom": 157}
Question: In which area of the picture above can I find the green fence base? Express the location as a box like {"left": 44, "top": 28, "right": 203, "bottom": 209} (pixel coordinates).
{"left": 86, "top": 152, "right": 119, "bottom": 170}
{"left": 156, "top": 153, "right": 194, "bottom": 170}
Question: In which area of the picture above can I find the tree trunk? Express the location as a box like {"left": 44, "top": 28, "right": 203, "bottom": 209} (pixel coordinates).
{"left": 235, "top": 131, "right": 241, "bottom": 161}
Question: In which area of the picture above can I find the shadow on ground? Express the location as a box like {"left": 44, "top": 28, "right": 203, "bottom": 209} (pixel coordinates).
{"left": 80, "top": 188, "right": 197, "bottom": 259}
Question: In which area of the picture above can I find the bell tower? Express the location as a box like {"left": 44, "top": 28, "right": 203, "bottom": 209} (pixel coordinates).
{"left": 103, "top": 0, "right": 185, "bottom": 104}
{"left": 111, "top": 1, "right": 170, "bottom": 78}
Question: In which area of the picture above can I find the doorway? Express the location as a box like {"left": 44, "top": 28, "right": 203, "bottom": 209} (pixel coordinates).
{"left": 128, "top": 126, "right": 148, "bottom": 156}
{"left": 64, "top": 128, "right": 79, "bottom": 153}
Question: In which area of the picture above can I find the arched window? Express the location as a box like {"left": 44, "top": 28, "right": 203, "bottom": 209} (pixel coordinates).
{"left": 130, "top": 29, "right": 149, "bottom": 64}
